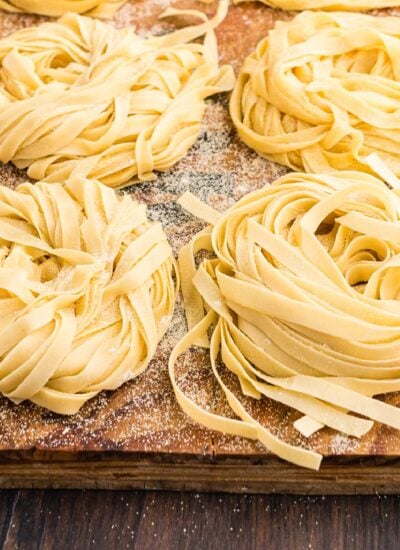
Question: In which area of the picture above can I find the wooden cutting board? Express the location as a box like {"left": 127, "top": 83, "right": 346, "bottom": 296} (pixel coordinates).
{"left": 1, "top": 0, "right": 400, "bottom": 495}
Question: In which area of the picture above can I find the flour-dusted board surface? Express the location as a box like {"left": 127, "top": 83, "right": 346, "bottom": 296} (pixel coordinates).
{"left": 1, "top": 0, "right": 400, "bottom": 494}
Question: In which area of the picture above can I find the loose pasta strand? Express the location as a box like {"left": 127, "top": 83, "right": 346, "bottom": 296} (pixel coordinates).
{"left": 0, "top": 176, "right": 178, "bottom": 414}
{"left": 0, "top": 1, "right": 234, "bottom": 188}
{"left": 171, "top": 168, "right": 400, "bottom": 469}
{"left": 230, "top": 11, "right": 400, "bottom": 175}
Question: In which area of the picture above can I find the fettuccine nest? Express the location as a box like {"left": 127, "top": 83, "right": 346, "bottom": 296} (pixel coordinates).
{"left": 0, "top": 2, "right": 234, "bottom": 188}
{"left": 0, "top": 0, "right": 126, "bottom": 17}
{"left": 230, "top": 11, "right": 400, "bottom": 175}
{"left": 0, "top": 177, "right": 177, "bottom": 414}
{"left": 171, "top": 169, "right": 400, "bottom": 469}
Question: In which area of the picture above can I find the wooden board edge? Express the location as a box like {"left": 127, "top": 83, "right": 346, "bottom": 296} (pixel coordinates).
{"left": 1, "top": 452, "right": 400, "bottom": 494}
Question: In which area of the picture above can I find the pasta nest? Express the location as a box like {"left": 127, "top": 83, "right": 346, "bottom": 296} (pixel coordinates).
{"left": 0, "top": 177, "right": 177, "bottom": 414}
{"left": 233, "top": 0, "right": 400, "bottom": 10}
{"left": 171, "top": 170, "right": 400, "bottom": 469}
{"left": 0, "top": 0, "right": 126, "bottom": 17}
{"left": 0, "top": 3, "right": 234, "bottom": 188}
{"left": 230, "top": 11, "right": 400, "bottom": 175}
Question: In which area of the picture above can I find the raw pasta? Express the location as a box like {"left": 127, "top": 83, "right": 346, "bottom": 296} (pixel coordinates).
{"left": 170, "top": 168, "right": 400, "bottom": 469}
{"left": 0, "top": 1, "right": 234, "bottom": 188}
{"left": 0, "top": 1, "right": 127, "bottom": 17}
{"left": 0, "top": 176, "right": 177, "bottom": 414}
{"left": 230, "top": 11, "right": 400, "bottom": 175}
{"left": 233, "top": 0, "right": 400, "bottom": 9}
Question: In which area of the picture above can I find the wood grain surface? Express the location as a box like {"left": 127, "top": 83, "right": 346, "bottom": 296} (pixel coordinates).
{"left": 1, "top": 0, "right": 400, "bottom": 492}
{"left": 0, "top": 489, "right": 399, "bottom": 550}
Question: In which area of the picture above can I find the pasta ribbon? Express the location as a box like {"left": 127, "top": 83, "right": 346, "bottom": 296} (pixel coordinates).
{"left": 230, "top": 11, "right": 400, "bottom": 175}
{"left": 0, "top": 177, "right": 177, "bottom": 414}
{"left": 171, "top": 170, "right": 400, "bottom": 469}
{"left": 233, "top": 0, "right": 400, "bottom": 10}
{"left": 0, "top": 1, "right": 127, "bottom": 17}
{"left": 0, "top": 1, "right": 234, "bottom": 188}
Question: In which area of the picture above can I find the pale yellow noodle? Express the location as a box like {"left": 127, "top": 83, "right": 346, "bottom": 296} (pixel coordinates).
{"left": 0, "top": 1, "right": 234, "bottom": 188}
{"left": 0, "top": 1, "right": 127, "bottom": 17}
{"left": 0, "top": 177, "right": 177, "bottom": 414}
{"left": 170, "top": 169, "right": 400, "bottom": 470}
{"left": 230, "top": 11, "right": 400, "bottom": 175}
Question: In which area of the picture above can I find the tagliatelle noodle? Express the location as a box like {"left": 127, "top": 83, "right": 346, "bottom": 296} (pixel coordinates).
{"left": 0, "top": 177, "right": 177, "bottom": 414}
{"left": 230, "top": 11, "right": 400, "bottom": 176}
{"left": 232, "top": 0, "right": 400, "bottom": 10}
{"left": 170, "top": 168, "right": 400, "bottom": 470}
{"left": 0, "top": 1, "right": 234, "bottom": 189}
{"left": 0, "top": 0, "right": 127, "bottom": 17}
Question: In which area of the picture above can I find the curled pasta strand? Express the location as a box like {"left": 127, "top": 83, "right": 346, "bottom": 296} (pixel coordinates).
{"left": 0, "top": 176, "right": 178, "bottom": 414}
{"left": 230, "top": 11, "right": 400, "bottom": 175}
{"left": 0, "top": 1, "right": 234, "bottom": 188}
{"left": 170, "top": 169, "right": 400, "bottom": 469}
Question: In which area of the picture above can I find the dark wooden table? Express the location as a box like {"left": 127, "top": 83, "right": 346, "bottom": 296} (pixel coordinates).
{"left": 0, "top": 490, "right": 399, "bottom": 550}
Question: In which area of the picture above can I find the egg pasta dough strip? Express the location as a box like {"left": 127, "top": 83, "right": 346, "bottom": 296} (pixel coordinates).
{"left": 0, "top": 177, "right": 177, "bottom": 414}
{"left": 170, "top": 170, "right": 400, "bottom": 469}
{"left": 230, "top": 11, "right": 400, "bottom": 176}
{"left": 0, "top": 1, "right": 234, "bottom": 188}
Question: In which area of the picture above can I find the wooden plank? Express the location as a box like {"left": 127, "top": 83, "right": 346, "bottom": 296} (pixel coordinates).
{"left": 0, "top": 0, "right": 400, "bottom": 492}
{"left": 1, "top": 452, "right": 400, "bottom": 494}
